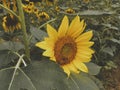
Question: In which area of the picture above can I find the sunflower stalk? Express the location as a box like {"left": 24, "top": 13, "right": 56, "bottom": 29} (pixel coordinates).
{"left": 16, "top": 0, "right": 30, "bottom": 60}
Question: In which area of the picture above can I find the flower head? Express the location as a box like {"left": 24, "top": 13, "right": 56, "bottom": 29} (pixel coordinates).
{"left": 38, "top": 12, "right": 50, "bottom": 20}
{"left": 36, "top": 16, "right": 94, "bottom": 76}
{"left": 2, "top": 0, "right": 17, "bottom": 12}
{"left": 55, "top": 6, "right": 61, "bottom": 12}
{"left": 83, "top": 0, "right": 90, "bottom": 3}
{"left": 2, "top": 14, "right": 21, "bottom": 32}
{"left": 65, "top": 8, "right": 75, "bottom": 14}
{"left": 33, "top": 7, "right": 39, "bottom": 15}
{"left": 45, "top": 0, "right": 57, "bottom": 6}
{"left": 28, "top": 2, "right": 34, "bottom": 8}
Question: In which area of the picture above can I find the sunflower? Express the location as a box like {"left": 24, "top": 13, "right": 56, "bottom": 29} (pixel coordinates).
{"left": 2, "top": 0, "right": 17, "bottom": 12}
{"left": 65, "top": 8, "right": 75, "bottom": 14}
{"left": 45, "top": 0, "right": 57, "bottom": 6}
{"left": 38, "top": 12, "right": 50, "bottom": 20}
{"left": 2, "top": 14, "right": 21, "bottom": 32}
{"left": 33, "top": 7, "right": 39, "bottom": 15}
{"left": 55, "top": 6, "right": 60, "bottom": 12}
{"left": 83, "top": 0, "right": 90, "bottom": 3}
{"left": 26, "top": 6, "right": 33, "bottom": 13}
{"left": 12, "top": 0, "right": 17, "bottom": 12}
{"left": 28, "top": 2, "right": 34, "bottom": 8}
{"left": 36, "top": 16, "right": 94, "bottom": 76}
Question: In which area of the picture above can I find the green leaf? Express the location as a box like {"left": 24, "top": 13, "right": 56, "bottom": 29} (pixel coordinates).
{"left": 79, "top": 10, "right": 115, "bottom": 16}
{"left": 85, "top": 62, "right": 101, "bottom": 75}
{"left": 30, "top": 26, "right": 48, "bottom": 41}
{"left": 0, "top": 50, "right": 17, "bottom": 69}
{"left": 0, "top": 59, "right": 100, "bottom": 90}
{"left": 0, "top": 60, "right": 69, "bottom": 90}
{"left": 0, "top": 67, "right": 36, "bottom": 90}
{"left": 102, "top": 24, "right": 118, "bottom": 30}
{"left": 0, "top": 41, "right": 24, "bottom": 51}
{"left": 23, "top": 60, "right": 69, "bottom": 90}
{"left": 110, "top": 38, "right": 120, "bottom": 44}
{"left": 88, "top": 75, "right": 105, "bottom": 90}
{"left": 67, "top": 73, "right": 100, "bottom": 90}
{"left": 102, "top": 47, "right": 114, "bottom": 56}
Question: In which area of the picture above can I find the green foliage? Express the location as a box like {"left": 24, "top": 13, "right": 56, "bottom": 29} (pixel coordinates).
{"left": 0, "top": 41, "right": 24, "bottom": 51}
{"left": 85, "top": 62, "right": 101, "bottom": 75}
{"left": 30, "top": 26, "right": 48, "bottom": 41}
{"left": 0, "top": 59, "right": 101, "bottom": 90}
{"left": 0, "top": 50, "right": 16, "bottom": 69}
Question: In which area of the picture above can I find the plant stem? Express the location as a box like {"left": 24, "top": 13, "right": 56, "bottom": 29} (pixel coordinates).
{"left": 16, "top": 0, "right": 30, "bottom": 60}
{"left": 38, "top": 18, "right": 56, "bottom": 29}
{"left": 8, "top": 54, "right": 24, "bottom": 90}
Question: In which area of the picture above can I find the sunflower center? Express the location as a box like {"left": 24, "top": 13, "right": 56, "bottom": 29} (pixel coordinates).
{"left": 5, "top": 14, "right": 19, "bottom": 27}
{"left": 54, "top": 36, "right": 77, "bottom": 65}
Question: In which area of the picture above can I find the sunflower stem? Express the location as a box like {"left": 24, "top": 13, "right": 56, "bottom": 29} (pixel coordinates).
{"left": 16, "top": 0, "right": 30, "bottom": 60}
{"left": 38, "top": 18, "right": 56, "bottom": 29}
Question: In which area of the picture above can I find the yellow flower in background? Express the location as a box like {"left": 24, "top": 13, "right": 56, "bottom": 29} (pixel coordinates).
{"left": 26, "top": 6, "right": 33, "bottom": 13}
{"left": 36, "top": 16, "right": 94, "bottom": 76}
{"left": 83, "top": 0, "right": 90, "bottom": 3}
{"left": 12, "top": 0, "right": 17, "bottom": 12}
{"left": 45, "top": 0, "right": 57, "bottom": 6}
{"left": 65, "top": 8, "right": 75, "bottom": 14}
{"left": 2, "top": 14, "right": 21, "bottom": 32}
{"left": 55, "top": 6, "right": 60, "bottom": 12}
{"left": 28, "top": 2, "right": 34, "bottom": 8}
{"left": 33, "top": 7, "right": 39, "bottom": 15}
{"left": 38, "top": 12, "right": 50, "bottom": 20}
{"left": 2, "top": 0, "right": 17, "bottom": 12}
{"left": 23, "top": 2, "right": 34, "bottom": 14}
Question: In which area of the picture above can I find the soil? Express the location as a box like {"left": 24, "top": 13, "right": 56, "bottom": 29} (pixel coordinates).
{"left": 99, "top": 54, "right": 120, "bottom": 90}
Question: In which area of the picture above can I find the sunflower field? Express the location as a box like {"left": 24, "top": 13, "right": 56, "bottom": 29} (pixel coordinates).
{"left": 0, "top": 0, "right": 120, "bottom": 90}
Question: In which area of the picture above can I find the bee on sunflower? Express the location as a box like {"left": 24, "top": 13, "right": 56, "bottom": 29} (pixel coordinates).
{"left": 36, "top": 16, "right": 94, "bottom": 76}
{"left": 2, "top": 0, "right": 21, "bottom": 33}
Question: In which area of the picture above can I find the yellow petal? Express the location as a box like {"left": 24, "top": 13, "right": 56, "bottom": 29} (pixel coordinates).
{"left": 47, "top": 24, "right": 58, "bottom": 40}
{"left": 71, "top": 20, "right": 86, "bottom": 38}
{"left": 62, "top": 65, "right": 70, "bottom": 76}
{"left": 43, "top": 49, "right": 54, "bottom": 57}
{"left": 67, "top": 16, "right": 85, "bottom": 38}
{"left": 36, "top": 37, "right": 55, "bottom": 50}
{"left": 50, "top": 56, "right": 56, "bottom": 61}
{"left": 75, "top": 53, "right": 92, "bottom": 62}
{"left": 36, "top": 41, "right": 47, "bottom": 49}
{"left": 77, "top": 47, "right": 95, "bottom": 54}
{"left": 75, "top": 31, "right": 93, "bottom": 42}
{"left": 75, "top": 55, "right": 91, "bottom": 62}
{"left": 77, "top": 51, "right": 93, "bottom": 57}
{"left": 80, "top": 22, "right": 86, "bottom": 34}
{"left": 67, "top": 63, "right": 79, "bottom": 73}
{"left": 58, "top": 16, "right": 69, "bottom": 37}
{"left": 73, "top": 60, "right": 88, "bottom": 73}
{"left": 44, "top": 38, "right": 55, "bottom": 48}
{"left": 77, "top": 41, "right": 94, "bottom": 47}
